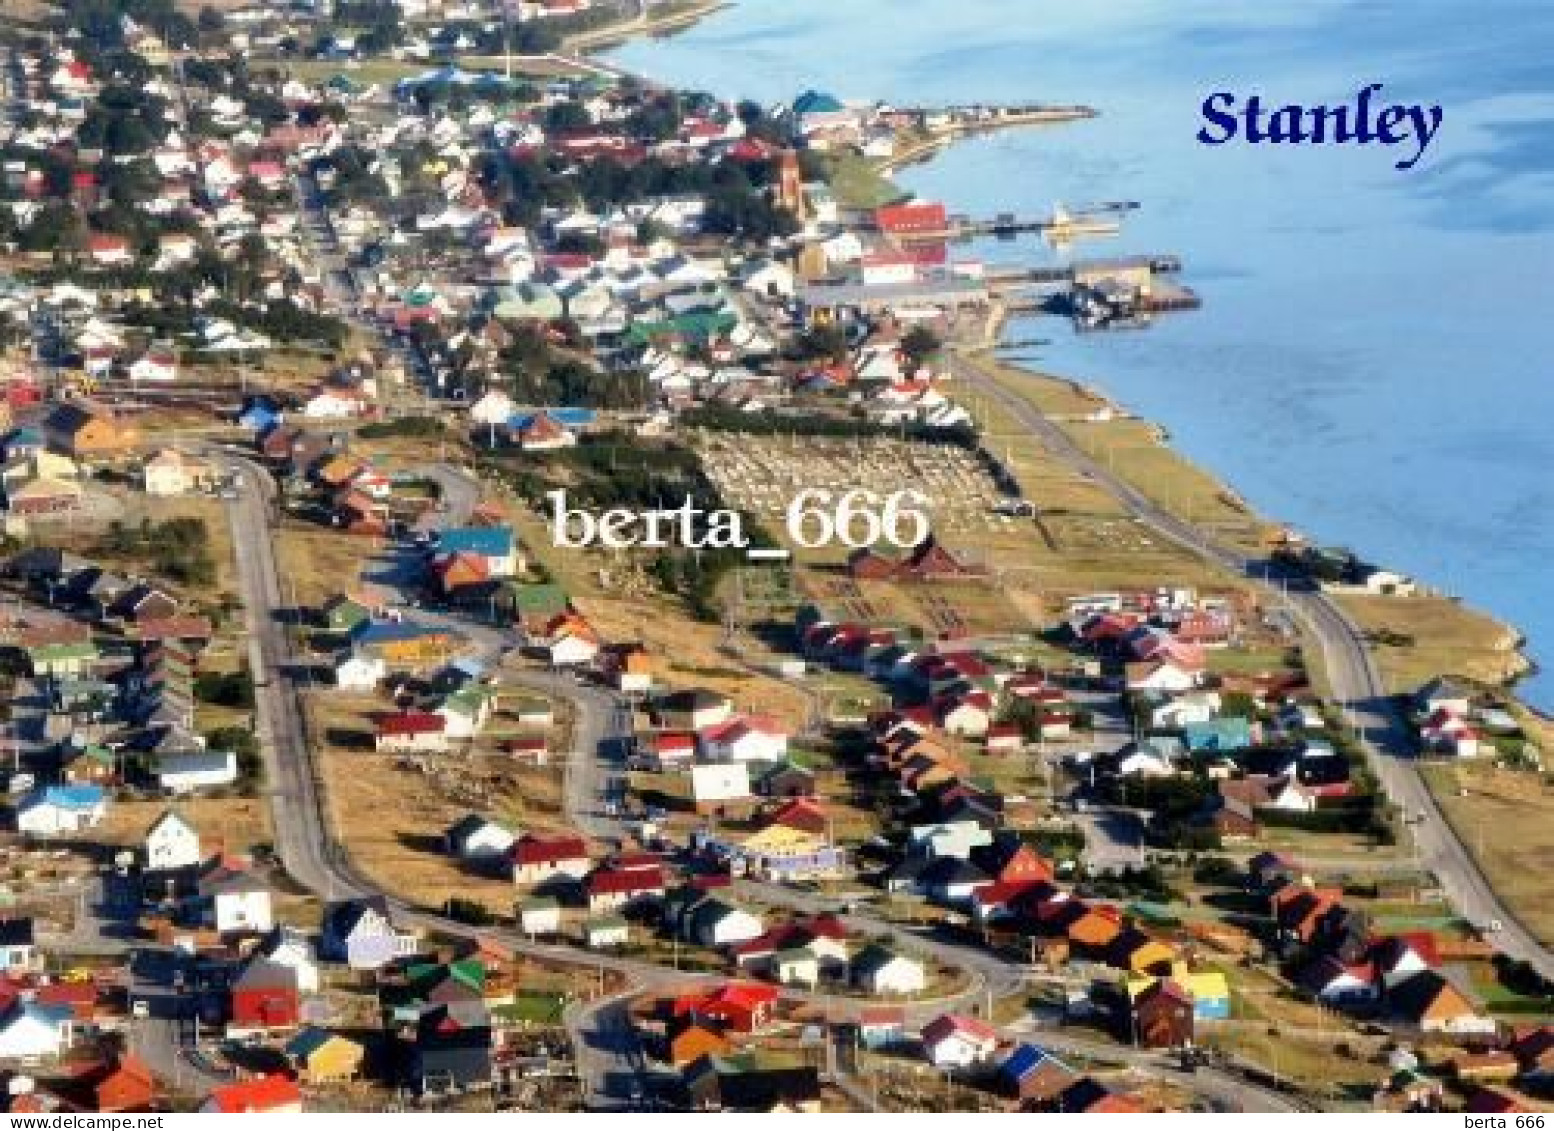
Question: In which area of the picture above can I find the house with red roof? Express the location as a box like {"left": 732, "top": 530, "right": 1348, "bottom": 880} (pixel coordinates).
{"left": 760, "top": 798, "right": 828, "bottom": 836}
{"left": 698, "top": 715, "right": 788, "bottom": 764}
{"left": 644, "top": 731, "right": 695, "bottom": 771}
{"left": 229, "top": 957, "right": 301, "bottom": 1033}
{"left": 87, "top": 234, "right": 132, "bottom": 266}
{"left": 731, "top": 916, "right": 850, "bottom": 977}
{"left": 373, "top": 711, "right": 448, "bottom": 753}
{"left": 875, "top": 201, "right": 948, "bottom": 237}
{"left": 65, "top": 1051, "right": 156, "bottom": 1112}
{"left": 670, "top": 982, "right": 780, "bottom": 1035}
{"left": 584, "top": 857, "right": 667, "bottom": 912}
{"left": 200, "top": 1074, "right": 303, "bottom": 1114}
{"left": 509, "top": 834, "right": 591, "bottom": 887}
{"left": 921, "top": 1013, "right": 1000, "bottom": 1068}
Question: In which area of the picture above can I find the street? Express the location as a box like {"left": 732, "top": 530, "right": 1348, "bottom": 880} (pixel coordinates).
{"left": 951, "top": 349, "right": 1554, "bottom": 981}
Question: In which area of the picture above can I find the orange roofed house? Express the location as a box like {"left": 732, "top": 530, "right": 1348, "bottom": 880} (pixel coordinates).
{"left": 41, "top": 402, "right": 139, "bottom": 462}
{"left": 200, "top": 1074, "right": 303, "bottom": 1114}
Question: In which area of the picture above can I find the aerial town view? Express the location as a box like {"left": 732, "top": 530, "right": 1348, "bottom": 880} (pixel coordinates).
{"left": 0, "top": 0, "right": 1545, "bottom": 1117}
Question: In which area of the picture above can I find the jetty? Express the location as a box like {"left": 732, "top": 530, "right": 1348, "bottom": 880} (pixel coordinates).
{"left": 990, "top": 255, "right": 1202, "bottom": 326}
{"left": 880, "top": 202, "right": 1139, "bottom": 243}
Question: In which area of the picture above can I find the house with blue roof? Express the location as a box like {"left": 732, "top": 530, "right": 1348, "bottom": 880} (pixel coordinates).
{"left": 237, "top": 397, "right": 283, "bottom": 434}
{"left": 1182, "top": 717, "right": 1255, "bottom": 753}
{"left": 3, "top": 426, "right": 46, "bottom": 460}
{"left": 431, "top": 526, "right": 520, "bottom": 577}
{"left": 996, "top": 1042, "right": 1076, "bottom": 1101}
{"left": 14, "top": 784, "right": 108, "bottom": 837}
{"left": 539, "top": 407, "right": 597, "bottom": 429}
{"left": 792, "top": 89, "right": 856, "bottom": 137}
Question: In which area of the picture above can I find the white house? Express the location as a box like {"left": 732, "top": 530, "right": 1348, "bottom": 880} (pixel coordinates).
{"left": 201, "top": 869, "right": 273, "bottom": 935}
{"left": 852, "top": 946, "right": 926, "bottom": 996}
{"left": 519, "top": 896, "right": 562, "bottom": 936}
{"left": 156, "top": 749, "right": 239, "bottom": 794}
{"left": 939, "top": 698, "right": 991, "bottom": 739}
{"left": 128, "top": 349, "right": 177, "bottom": 383}
{"left": 548, "top": 631, "right": 600, "bottom": 667}
{"left": 468, "top": 389, "right": 515, "bottom": 427}
{"left": 143, "top": 449, "right": 192, "bottom": 497}
{"left": 0, "top": 1004, "right": 72, "bottom": 1060}
{"left": 1150, "top": 691, "right": 1221, "bottom": 729}
{"left": 15, "top": 786, "right": 108, "bottom": 837}
{"left": 689, "top": 901, "right": 764, "bottom": 947}
{"left": 257, "top": 927, "right": 321, "bottom": 994}
{"left": 921, "top": 1014, "right": 999, "bottom": 1070}
{"left": 691, "top": 763, "right": 752, "bottom": 808}
{"left": 333, "top": 651, "right": 386, "bottom": 691}
{"left": 144, "top": 809, "right": 202, "bottom": 871}
{"left": 0, "top": 920, "right": 38, "bottom": 973}
{"left": 585, "top": 916, "right": 630, "bottom": 949}
{"left": 1112, "top": 744, "right": 1179, "bottom": 779}
{"left": 445, "top": 815, "right": 517, "bottom": 862}
{"left": 907, "top": 821, "right": 991, "bottom": 861}
{"left": 698, "top": 716, "right": 788, "bottom": 764}
{"left": 1127, "top": 661, "right": 1198, "bottom": 693}
{"left": 1265, "top": 778, "right": 1319, "bottom": 813}
{"left": 301, "top": 388, "right": 367, "bottom": 418}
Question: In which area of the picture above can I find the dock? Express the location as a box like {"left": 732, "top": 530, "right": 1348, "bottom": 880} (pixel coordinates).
{"left": 885, "top": 202, "right": 1140, "bottom": 244}
{"left": 991, "top": 255, "right": 1201, "bottom": 327}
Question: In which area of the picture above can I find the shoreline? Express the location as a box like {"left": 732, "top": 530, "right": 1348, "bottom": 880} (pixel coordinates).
{"left": 972, "top": 299, "right": 1542, "bottom": 713}
{"left": 589, "top": 3, "right": 1549, "bottom": 734}
{"left": 564, "top": 0, "right": 731, "bottom": 54}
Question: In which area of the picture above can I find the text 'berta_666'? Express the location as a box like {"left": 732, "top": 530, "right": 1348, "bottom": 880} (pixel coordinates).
{"left": 547, "top": 488, "right": 932, "bottom": 552}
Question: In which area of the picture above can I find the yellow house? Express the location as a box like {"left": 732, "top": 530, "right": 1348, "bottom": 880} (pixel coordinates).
{"left": 738, "top": 823, "right": 826, "bottom": 859}
{"left": 284, "top": 1028, "right": 364, "bottom": 1083}
{"left": 1128, "top": 965, "right": 1232, "bottom": 1020}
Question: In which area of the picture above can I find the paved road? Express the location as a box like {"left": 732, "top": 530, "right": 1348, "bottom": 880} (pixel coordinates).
{"left": 953, "top": 350, "right": 1554, "bottom": 979}
{"left": 1005, "top": 1026, "right": 1311, "bottom": 1113}
{"left": 212, "top": 422, "right": 1306, "bottom": 1109}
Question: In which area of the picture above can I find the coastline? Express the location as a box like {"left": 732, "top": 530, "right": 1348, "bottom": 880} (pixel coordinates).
{"left": 590, "top": 1, "right": 1554, "bottom": 941}
{"left": 563, "top": 0, "right": 731, "bottom": 54}
{"left": 976, "top": 297, "right": 1541, "bottom": 722}
{"left": 588, "top": 0, "right": 1546, "bottom": 735}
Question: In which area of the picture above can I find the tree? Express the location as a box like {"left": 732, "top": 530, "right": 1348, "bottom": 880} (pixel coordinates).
{"left": 901, "top": 324, "right": 941, "bottom": 369}
{"left": 543, "top": 101, "right": 591, "bottom": 134}
{"left": 791, "top": 323, "right": 849, "bottom": 363}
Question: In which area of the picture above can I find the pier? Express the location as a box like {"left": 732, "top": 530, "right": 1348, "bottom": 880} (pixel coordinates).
{"left": 884, "top": 202, "right": 1140, "bottom": 243}
{"left": 990, "top": 254, "right": 1201, "bottom": 326}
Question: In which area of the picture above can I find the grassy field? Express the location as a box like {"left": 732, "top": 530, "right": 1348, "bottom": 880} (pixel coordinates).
{"left": 96, "top": 797, "right": 272, "bottom": 855}
{"left": 1422, "top": 761, "right": 1554, "bottom": 946}
{"left": 305, "top": 690, "right": 534, "bottom": 917}
{"left": 1336, "top": 592, "right": 1532, "bottom": 692}
{"left": 1200, "top": 1027, "right": 1383, "bottom": 1100}
{"left": 500, "top": 486, "right": 816, "bottom": 730}
{"left": 970, "top": 357, "right": 1274, "bottom": 556}
{"left": 816, "top": 151, "right": 906, "bottom": 211}
{"left": 274, "top": 521, "right": 382, "bottom": 610}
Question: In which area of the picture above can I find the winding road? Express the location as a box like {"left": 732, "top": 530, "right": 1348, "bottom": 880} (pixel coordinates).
{"left": 211, "top": 450, "right": 1304, "bottom": 1110}
{"left": 951, "top": 348, "right": 1554, "bottom": 981}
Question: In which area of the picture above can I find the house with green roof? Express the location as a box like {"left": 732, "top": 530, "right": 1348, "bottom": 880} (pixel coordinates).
{"left": 436, "top": 686, "right": 494, "bottom": 739}
{"left": 584, "top": 914, "right": 629, "bottom": 949}
{"left": 320, "top": 593, "right": 371, "bottom": 634}
{"left": 503, "top": 581, "right": 570, "bottom": 626}
{"left": 26, "top": 641, "right": 99, "bottom": 677}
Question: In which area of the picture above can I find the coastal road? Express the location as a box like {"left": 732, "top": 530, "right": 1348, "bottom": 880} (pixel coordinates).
{"left": 951, "top": 349, "right": 1554, "bottom": 980}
